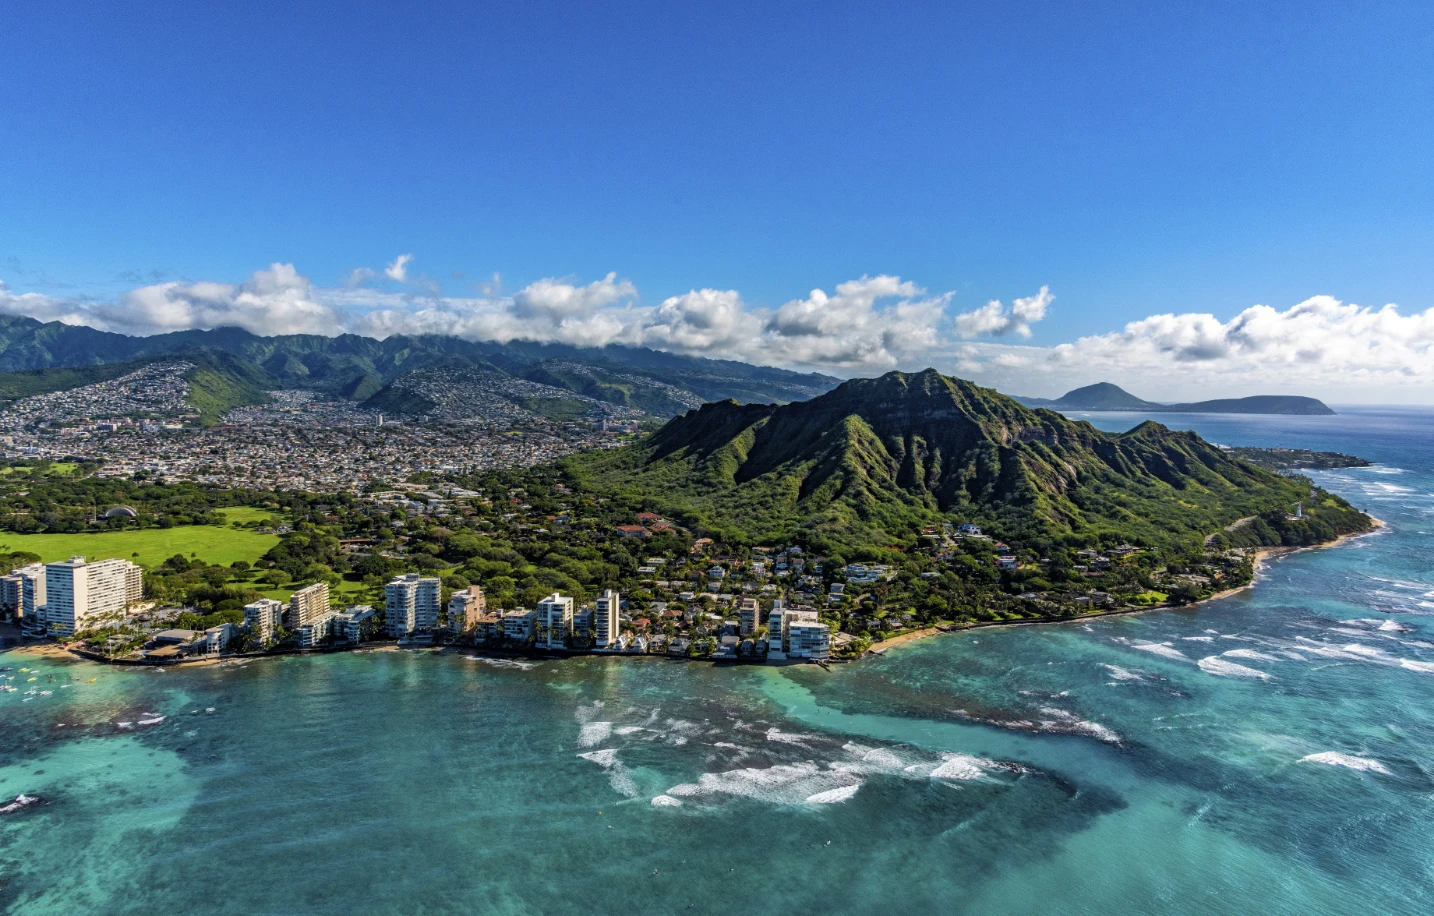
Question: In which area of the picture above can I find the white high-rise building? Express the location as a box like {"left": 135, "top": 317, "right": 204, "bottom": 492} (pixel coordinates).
{"left": 766, "top": 599, "right": 787, "bottom": 660}
{"left": 244, "top": 597, "right": 285, "bottom": 647}
{"left": 385, "top": 575, "right": 417, "bottom": 637}
{"left": 43, "top": 556, "right": 143, "bottom": 636}
{"left": 1, "top": 562, "right": 45, "bottom": 620}
{"left": 594, "top": 589, "right": 620, "bottom": 648}
{"left": 537, "top": 592, "right": 574, "bottom": 649}
{"left": 288, "top": 582, "right": 330, "bottom": 631}
{"left": 414, "top": 577, "right": 442, "bottom": 630}
{"left": 447, "top": 585, "right": 485, "bottom": 633}
{"left": 386, "top": 573, "right": 441, "bottom": 637}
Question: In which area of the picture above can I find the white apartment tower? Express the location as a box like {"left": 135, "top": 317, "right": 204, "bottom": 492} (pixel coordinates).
{"left": 766, "top": 599, "right": 787, "bottom": 660}
{"left": 447, "top": 585, "right": 485, "bottom": 633}
{"left": 386, "top": 573, "right": 441, "bottom": 637}
{"left": 288, "top": 582, "right": 330, "bottom": 631}
{"left": 537, "top": 592, "right": 574, "bottom": 649}
{"left": 594, "top": 589, "right": 620, "bottom": 648}
{"left": 43, "top": 556, "right": 143, "bottom": 636}
{"left": 1, "top": 562, "right": 45, "bottom": 619}
{"left": 244, "top": 597, "right": 285, "bottom": 647}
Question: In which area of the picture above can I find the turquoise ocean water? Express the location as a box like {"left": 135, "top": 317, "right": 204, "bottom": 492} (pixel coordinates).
{"left": 2, "top": 406, "right": 1431, "bottom": 915}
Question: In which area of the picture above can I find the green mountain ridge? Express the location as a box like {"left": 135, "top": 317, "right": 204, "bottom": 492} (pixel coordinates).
{"left": 1014, "top": 381, "right": 1334, "bottom": 415}
{"left": 571, "top": 368, "right": 1370, "bottom": 552}
{"left": 0, "top": 314, "right": 838, "bottom": 415}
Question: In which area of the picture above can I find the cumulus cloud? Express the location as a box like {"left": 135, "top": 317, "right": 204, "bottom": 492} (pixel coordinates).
{"left": 0, "top": 263, "right": 340, "bottom": 336}
{"left": 955, "top": 286, "right": 1052, "bottom": 339}
{"left": 384, "top": 254, "right": 413, "bottom": 282}
{"left": 5, "top": 262, "right": 1433, "bottom": 399}
{"left": 959, "top": 295, "right": 1434, "bottom": 401}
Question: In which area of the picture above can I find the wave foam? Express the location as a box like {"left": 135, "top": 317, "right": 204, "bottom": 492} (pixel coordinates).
{"left": 1102, "top": 665, "right": 1141, "bottom": 681}
{"left": 578, "top": 721, "right": 613, "bottom": 747}
{"left": 1198, "top": 657, "right": 1271, "bottom": 679}
{"left": 1130, "top": 642, "right": 1188, "bottom": 662}
{"left": 929, "top": 753, "right": 989, "bottom": 780}
{"left": 1222, "top": 649, "right": 1281, "bottom": 662}
{"left": 578, "top": 749, "right": 638, "bottom": 797}
{"left": 1299, "top": 752, "right": 1390, "bottom": 774}
{"left": 650, "top": 795, "right": 682, "bottom": 807}
{"left": 805, "top": 784, "right": 861, "bottom": 804}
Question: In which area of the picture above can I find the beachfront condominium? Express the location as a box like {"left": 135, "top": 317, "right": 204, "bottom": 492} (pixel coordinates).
{"left": 738, "top": 597, "right": 763, "bottom": 636}
{"left": 537, "top": 592, "right": 574, "bottom": 649}
{"left": 386, "top": 573, "right": 441, "bottom": 637}
{"left": 1, "top": 562, "right": 45, "bottom": 621}
{"left": 244, "top": 597, "right": 285, "bottom": 647}
{"left": 766, "top": 600, "right": 787, "bottom": 660}
{"left": 594, "top": 589, "right": 620, "bottom": 648}
{"left": 447, "top": 585, "right": 485, "bottom": 634}
{"left": 43, "top": 556, "right": 143, "bottom": 636}
{"left": 288, "top": 582, "right": 330, "bottom": 632}
{"left": 784, "top": 609, "right": 831, "bottom": 661}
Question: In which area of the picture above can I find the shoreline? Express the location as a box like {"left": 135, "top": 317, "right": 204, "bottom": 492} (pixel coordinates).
{"left": 3, "top": 519, "right": 1389, "bottom": 670}
{"left": 862, "top": 517, "right": 1388, "bottom": 657}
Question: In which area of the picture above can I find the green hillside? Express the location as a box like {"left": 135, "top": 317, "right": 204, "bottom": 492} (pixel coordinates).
{"left": 571, "top": 368, "right": 1371, "bottom": 553}
{"left": 0, "top": 314, "right": 840, "bottom": 414}
{"left": 181, "top": 352, "right": 272, "bottom": 424}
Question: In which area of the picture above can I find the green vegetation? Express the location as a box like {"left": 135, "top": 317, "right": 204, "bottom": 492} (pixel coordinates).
{"left": 0, "top": 525, "right": 280, "bottom": 567}
{"left": 181, "top": 352, "right": 272, "bottom": 424}
{"left": 1222, "top": 447, "right": 1372, "bottom": 472}
{"left": 0, "top": 362, "right": 143, "bottom": 402}
{"left": 522, "top": 363, "right": 699, "bottom": 416}
{"left": 568, "top": 369, "right": 1372, "bottom": 556}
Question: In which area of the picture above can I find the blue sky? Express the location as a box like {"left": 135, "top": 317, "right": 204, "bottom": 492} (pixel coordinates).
{"left": 2, "top": 1, "right": 1432, "bottom": 400}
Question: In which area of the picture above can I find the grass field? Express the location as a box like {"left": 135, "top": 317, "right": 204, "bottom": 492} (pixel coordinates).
{"left": 257, "top": 577, "right": 370, "bottom": 604}
{"left": 215, "top": 506, "right": 287, "bottom": 526}
{"left": 0, "top": 463, "right": 80, "bottom": 478}
{"left": 0, "top": 525, "right": 281, "bottom": 567}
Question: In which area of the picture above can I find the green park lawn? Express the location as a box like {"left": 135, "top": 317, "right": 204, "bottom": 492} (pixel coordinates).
{"left": 215, "top": 506, "right": 287, "bottom": 526}
{"left": 0, "top": 525, "right": 281, "bottom": 568}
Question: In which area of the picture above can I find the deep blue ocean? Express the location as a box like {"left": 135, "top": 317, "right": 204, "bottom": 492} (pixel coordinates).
{"left": 2, "top": 406, "right": 1431, "bottom": 915}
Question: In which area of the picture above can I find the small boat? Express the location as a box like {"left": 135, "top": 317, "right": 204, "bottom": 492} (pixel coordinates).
{"left": 85, "top": 678, "right": 97, "bottom": 683}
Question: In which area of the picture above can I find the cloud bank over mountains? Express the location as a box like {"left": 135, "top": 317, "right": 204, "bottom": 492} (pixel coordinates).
{"left": 1, "top": 260, "right": 1431, "bottom": 400}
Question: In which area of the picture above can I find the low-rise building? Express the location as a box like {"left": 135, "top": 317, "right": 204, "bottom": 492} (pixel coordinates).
{"left": 333, "top": 605, "right": 378, "bottom": 643}
{"left": 501, "top": 609, "right": 535, "bottom": 643}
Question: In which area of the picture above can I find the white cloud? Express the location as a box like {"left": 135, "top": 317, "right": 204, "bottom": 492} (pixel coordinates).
{"left": 954, "top": 285, "right": 1052, "bottom": 339}
{"left": 384, "top": 254, "right": 413, "bottom": 282}
{"left": 16, "top": 260, "right": 1431, "bottom": 400}
{"left": 957, "top": 295, "right": 1434, "bottom": 402}
{"left": 0, "top": 263, "right": 340, "bottom": 337}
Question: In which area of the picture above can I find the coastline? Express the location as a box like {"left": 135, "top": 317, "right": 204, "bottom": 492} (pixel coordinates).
{"left": 3, "top": 519, "right": 1389, "bottom": 670}
{"left": 862, "top": 516, "right": 1388, "bottom": 657}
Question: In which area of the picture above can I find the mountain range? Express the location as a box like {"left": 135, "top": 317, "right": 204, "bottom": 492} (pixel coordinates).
{"left": 1012, "top": 381, "right": 1334, "bottom": 415}
{"left": 0, "top": 315, "right": 839, "bottom": 418}
{"left": 571, "top": 369, "right": 1369, "bottom": 552}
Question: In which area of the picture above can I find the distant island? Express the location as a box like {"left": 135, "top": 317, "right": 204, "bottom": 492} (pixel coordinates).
{"left": 1012, "top": 381, "right": 1336, "bottom": 415}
